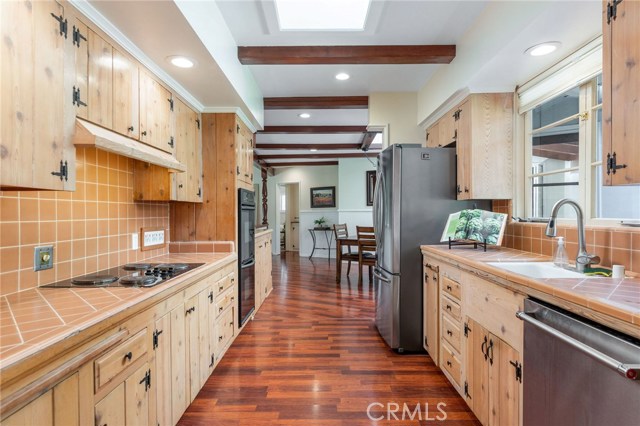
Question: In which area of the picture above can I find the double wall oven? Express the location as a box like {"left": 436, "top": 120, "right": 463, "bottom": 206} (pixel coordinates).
{"left": 238, "top": 189, "right": 256, "bottom": 326}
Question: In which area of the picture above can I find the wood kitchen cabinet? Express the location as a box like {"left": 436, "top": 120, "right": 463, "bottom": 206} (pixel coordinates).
{"left": 211, "top": 272, "right": 237, "bottom": 363}
{"left": 1, "top": 0, "right": 75, "bottom": 191}
{"left": 236, "top": 118, "right": 255, "bottom": 190}
{"left": 425, "top": 120, "right": 440, "bottom": 148}
{"left": 139, "top": 69, "right": 173, "bottom": 154}
{"left": 454, "top": 93, "right": 513, "bottom": 200}
{"left": 422, "top": 259, "right": 439, "bottom": 364}
{"left": 112, "top": 47, "right": 139, "bottom": 139}
{"left": 185, "top": 289, "right": 211, "bottom": 401}
{"left": 603, "top": 0, "right": 640, "bottom": 185}
{"left": 255, "top": 232, "right": 273, "bottom": 311}
{"left": 94, "top": 362, "right": 150, "bottom": 426}
{"left": 464, "top": 318, "right": 521, "bottom": 426}
{"left": 172, "top": 98, "right": 203, "bottom": 202}
{"left": 87, "top": 29, "right": 113, "bottom": 129}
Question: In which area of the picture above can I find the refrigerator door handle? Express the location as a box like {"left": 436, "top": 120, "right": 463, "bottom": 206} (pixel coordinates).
{"left": 373, "top": 268, "right": 391, "bottom": 284}
{"left": 373, "top": 168, "right": 385, "bottom": 252}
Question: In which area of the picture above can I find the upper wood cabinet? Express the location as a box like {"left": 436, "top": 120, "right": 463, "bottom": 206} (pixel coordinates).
{"left": 236, "top": 118, "right": 254, "bottom": 189}
{"left": 455, "top": 93, "right": 513, "bottom": 200}
{"left": 112, "top": 48, "right": 139, "bottom": 139}
{"left": 425, "top": 120, "right": 440, "bottom": 148}
{"left": 1, "top": 0, "right": 75, "bottom": 191}
{"left": 139, "top": 69, "right": 173, "bottom": 154}
{"left": 603, "top": 0, "right": 640, "bottom": 185}
{"left": 87, "top": 30, "right": 113, "bottom": 129}
{"left": 173, "top": 98, "right": 203, "bottom": 202}
{"left": 72, "top": 18, "right": 89, "bottom": 120}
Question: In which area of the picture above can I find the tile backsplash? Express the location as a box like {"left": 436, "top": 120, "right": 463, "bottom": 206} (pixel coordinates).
{"left": 492, "top": 201, "right": 640, "bottom": 275}
{"left": 0, "top": 148, "right": 170, "bottom": 296}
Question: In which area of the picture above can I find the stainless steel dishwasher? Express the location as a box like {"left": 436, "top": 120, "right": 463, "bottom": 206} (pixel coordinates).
{"left": 517, "top": 299, "right": 640, "bottom": 426}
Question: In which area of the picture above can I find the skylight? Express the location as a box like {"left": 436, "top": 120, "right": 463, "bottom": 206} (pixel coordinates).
{"left": 274, "top": 0, "right": 371, "bottom": 31}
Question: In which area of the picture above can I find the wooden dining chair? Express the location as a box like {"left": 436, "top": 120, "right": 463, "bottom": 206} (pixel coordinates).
{"left": 356, "top": 226, "right": 377, "bottom": 285}
{"left": 333, "top": 224, "right": 359, "bottom": 279}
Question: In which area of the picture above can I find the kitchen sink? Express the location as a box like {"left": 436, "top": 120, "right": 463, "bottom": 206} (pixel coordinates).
{"left": 487, "top": 262, "right": 590, "bottom": 279}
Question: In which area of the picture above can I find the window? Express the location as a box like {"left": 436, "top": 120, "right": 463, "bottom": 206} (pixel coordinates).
{"left": 280, "top": 192, "right": 286, "bottom": 213}
{"left": 519, "top": 38, "right": 640, "bottom": 223}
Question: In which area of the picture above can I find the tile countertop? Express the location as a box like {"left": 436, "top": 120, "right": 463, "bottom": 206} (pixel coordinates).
{"left": 0, "top": 252, "right": 236, "bottom": 373}
{"left": 255, "top": 228, "right": 273, "bottom": 239}
{"left": 421, "top": 245, "right": 640, "bottom": 332}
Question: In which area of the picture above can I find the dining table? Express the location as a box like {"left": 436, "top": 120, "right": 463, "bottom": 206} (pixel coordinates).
{"left": 335, "top": 236, "right": 359, "bottom": 283}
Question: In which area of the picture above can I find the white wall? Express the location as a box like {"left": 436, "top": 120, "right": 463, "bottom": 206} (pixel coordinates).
{"left": 369, "top": 92, "right": 423, "bottom": 145}
{"left": 267, "top": 165, "right": 339, "bottom": 257}
{"left": 337, "top": 158, "right": 376, "bottom": 236}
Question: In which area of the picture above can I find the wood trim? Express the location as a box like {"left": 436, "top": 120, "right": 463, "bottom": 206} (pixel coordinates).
{"left": 266, "top": 161, "right": 339, "bottom": 167}
{"left": 255, "top": 143, "right": 361, "bottom": 150}
{"left": 0, "top": 330, "right": 128, "bottom": 421}
{"left": 238, "top": 45, "right": 456, "bottom": 65}
{"left": 257, "top": 153, "right": 376, "bottom": 160}
{"left": 259, "top": 126, "right": 367, "bottom": 134}
{"left": 263, "top": 96, "right": 368, "bottom": 110}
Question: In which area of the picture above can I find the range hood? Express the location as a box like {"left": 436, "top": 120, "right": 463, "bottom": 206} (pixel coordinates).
{"left": 73, "top": 118, "right": 186, "bottom": 172}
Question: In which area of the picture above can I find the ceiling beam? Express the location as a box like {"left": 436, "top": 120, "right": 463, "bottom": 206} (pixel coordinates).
{"left": 255, "top": 143, "right": 361, "bottom": 150}
{"left": 264, "top": 96, "right": 368, "bottom": 110}
{"left": 260, "top": 126, "right": 368, "bottom": 134}
{"left": 360, "top": 132, "right": 378, "bottom": 151}
{"left": 258, "top": 153, "right": 377, "bottom": 160}
{"left": 265, "top": 161, "right": 339, "bottom": 167}
{"left": 238, "top": 45, "right": 456, "bottom": 65}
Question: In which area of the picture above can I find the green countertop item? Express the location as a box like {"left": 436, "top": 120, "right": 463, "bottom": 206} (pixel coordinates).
{"left": 583, "top": 267, "right": 612, "bottom": 277}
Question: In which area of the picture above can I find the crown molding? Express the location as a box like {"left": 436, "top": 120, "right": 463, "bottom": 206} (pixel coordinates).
{"left": 69, "top": 0, "right": 205, "bottom": 113}
{"left": 419, "top": 87, "right": 471, "bottom": 129}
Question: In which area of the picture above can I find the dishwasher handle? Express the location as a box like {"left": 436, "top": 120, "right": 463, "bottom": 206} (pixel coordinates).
{"left": 517, "top": 311, "right": 640, "bottom": 381}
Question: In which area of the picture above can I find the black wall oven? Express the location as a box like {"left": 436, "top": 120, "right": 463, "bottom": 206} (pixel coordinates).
{"left": 238, "top": 189, "right": 256, "bottom": 327}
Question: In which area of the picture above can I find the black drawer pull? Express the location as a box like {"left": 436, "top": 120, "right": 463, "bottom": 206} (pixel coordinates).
{"left": 219, "top": 285, "right": 224, "bottom": 291}
{"left": 218, "top": 336, "right": 224, "bottom": 341}
{"left": 124, "top": 351, "right": 132, "bottom": 361}
{"left": 186, "top": 306, "right": 196, "bottom": 315}
{"left": 127, "top": 126, "right": 134, "bottom": 132}
{"left": 219, "top": 306, "right": 224, "bottom": 313}
{"left": 446, "top": 285, "right": 452, "bottom": 291}
{"left": 447, "top": 330, "right": 453, "bottom": 336}
{"left": 446, "top": 305, "right": 452, "bottom": 311}
{"left": 141, "top": 130, "right": 147, "bottom": 136}
{"left": 446, "top": 360, "right": 452, "bottom": 367}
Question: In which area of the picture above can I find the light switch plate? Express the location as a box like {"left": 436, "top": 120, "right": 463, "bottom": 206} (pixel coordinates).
{"left": 34, "top": 245, "right": 54, "bottom": 271}
{"left": 140, "top": 227, "right": 166, "bottom": 251}
{"left": 131, "top": 233, "right": 139, "bottom": 250}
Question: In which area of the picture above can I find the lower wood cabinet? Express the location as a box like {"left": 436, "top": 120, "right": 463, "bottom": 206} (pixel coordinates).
{"left": 255, "top": 232, "right": 273, "bottom": 312}
{"left": 422, "top": 260, "right": 439, "bottom": 364}
{"left": 94, "top": 362, "right": 150, "bottom": 426}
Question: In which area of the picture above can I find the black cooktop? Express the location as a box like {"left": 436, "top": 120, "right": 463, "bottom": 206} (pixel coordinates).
{"left": 41, "top": 263, "right": 205, "bottom": 289}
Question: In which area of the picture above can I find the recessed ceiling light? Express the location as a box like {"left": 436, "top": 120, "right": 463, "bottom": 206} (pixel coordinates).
{"left": 167, "top": 56, "right": 195, "bottom": 68}
{"left": 525, "top": 42, "right": 561, "bottom": 57}
{"left": 298, "top": 113, "right": 311, "bottom": 119}
{"left": 310, "top": 148, "right": 318, "bottom": 152}
{"left": 274, "top": 0, "right": 371, "bottom": 31}
{"left": 335, "top": 73, "right": 350, "bottom": 81}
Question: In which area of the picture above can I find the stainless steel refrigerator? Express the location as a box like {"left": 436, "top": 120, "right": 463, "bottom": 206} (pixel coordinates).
{"left": 372, "top": 144, "right": 489, "bottom": 352}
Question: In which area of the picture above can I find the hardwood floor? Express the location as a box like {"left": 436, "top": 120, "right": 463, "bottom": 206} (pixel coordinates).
{"left": 179, "top": 252, "right": 480, "bottom": 425}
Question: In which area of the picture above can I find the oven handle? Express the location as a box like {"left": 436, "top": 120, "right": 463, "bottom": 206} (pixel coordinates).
{"left": 240, "top": 258, "right": 255, "bottom": 268}
{"left": 517, "top": 311, "right": 640, "bottom": 380}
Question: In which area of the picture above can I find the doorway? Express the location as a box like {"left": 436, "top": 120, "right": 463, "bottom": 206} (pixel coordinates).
{"left": 277, "top": 183, "right": 299, "bottom": 253}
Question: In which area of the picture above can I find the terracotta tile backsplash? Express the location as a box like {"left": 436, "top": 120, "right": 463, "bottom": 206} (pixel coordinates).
{"left": 0, "top": 148, "right": 170, "bottom": 296}
{"left": 492, "top": 201, "right": 640, "bottom": 275}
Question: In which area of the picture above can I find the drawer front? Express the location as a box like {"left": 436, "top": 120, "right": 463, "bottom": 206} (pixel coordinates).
{"left": 95, "top": 328, "right": 148, "bottom": 390}
{"left": 441, "top": 343, "right": 461, "bottom": 387}
{"left": 214, "top": 286, "right": 235, "bottom": 319}
{"left": 441, "top": 313, "right": 461, "bottom": 353}
{"left": 215, "top": 273, "right": 235, "bottom": 296}
{"left": 214, "top": 307, "right": 235, "bottom": 356}
{"left": 442, "top": 276, "right": 461, "bottom": 300}
{"left": 441, "top": 294, "right": 461, "bottom": 321}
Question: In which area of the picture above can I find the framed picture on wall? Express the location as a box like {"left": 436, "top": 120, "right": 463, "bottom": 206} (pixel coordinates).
{"left": 366, "top": 171, "right": 377, "bottom": 206}
{"left": 310, "top": 186, "right": 336, "bottom": 208}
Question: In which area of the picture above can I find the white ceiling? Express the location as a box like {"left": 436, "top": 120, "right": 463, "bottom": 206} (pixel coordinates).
{"left": 264, "top": 109, "right": 368, "bottom": 126}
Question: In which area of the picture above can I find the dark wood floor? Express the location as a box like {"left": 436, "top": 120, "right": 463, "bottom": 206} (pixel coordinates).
{"left": 179, "top": 253, "right": 479, "bottom": 425}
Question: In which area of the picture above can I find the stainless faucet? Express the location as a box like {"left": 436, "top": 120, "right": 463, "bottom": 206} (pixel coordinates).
{"left": 545, "top": 199, "right": 600, "bottom": 273}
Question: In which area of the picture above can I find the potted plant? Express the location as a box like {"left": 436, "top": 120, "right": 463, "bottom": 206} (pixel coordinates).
{"left": 314, "top": 217, "right": 329, "bottom": 229}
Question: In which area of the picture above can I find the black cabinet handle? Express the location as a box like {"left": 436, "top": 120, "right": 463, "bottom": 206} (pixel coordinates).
{"left": 446, "top": 360, "right": 452, "bottom": 367}
{"left": 186, "top": 306, "right": 196, "bottom": 315}
{"left": 447, "top": 330, "right": 453, "bottom": 336}
{"left": 464, "top": 187, "right": 469, "bottom": 193}
{"left": 124, "top": 351, "right": 133, "bottom": 361}
{"left": 128, "top": 126, "right": 134, "bottom": 132}
{"left": 208, "top": 291, "right": 213, "bottom": 303}
{"left": 456, "top": 185, "right": 462, "bottom": 194}
{"left": 218, "top": 335, "right": 223, "bottom": 341}
{"left": 447, "top": 285, "right": 452, "bottom": 291}
{"left": 141, "top": 130, "right": 147, "bottom": 136}
{"left": 446, "top": 305, "right": 452, "bottom": 311}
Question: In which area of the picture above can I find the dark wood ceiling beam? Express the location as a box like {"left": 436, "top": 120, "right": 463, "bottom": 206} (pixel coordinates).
{"left": 238, "top": 45, "right": 456, "bottom": 65}
{"left": 265, "top": 161, "right": 339, "bottom": 167}
{"left": 360, "top": 132, "right": 378, "bottom": 151}
{"left": 255, "top": 143, "right": 361, "bottom": 150}
{"left": 258, "top": 153, "right": 377, "bottom": 160}
{"left": 264, "top": 96, "right": 368, "bottom": 110}
{"left": 259, "top": 126, "right": 367, "bottom": 134}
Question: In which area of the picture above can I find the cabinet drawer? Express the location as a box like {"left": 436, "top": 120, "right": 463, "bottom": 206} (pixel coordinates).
{"left": 442, "top": 276, "right": 461, "bottom": 300}
{"left": 215, "top": 273, "right": 235, "bottom": 296}
{"left": 214, "top": 286, "right": 235, "bottom": 319}
{"left": 441, "top": 313, "right": 461, "bottom": 353}
{"left": 441, "top": 294, "right": 461, "bottom": 321}
{"left": 441, "top": 343, "right": 461, "bottom": 387}
{"left": 214, "top": 307, "right": 235, "bottom": 356}
{"left": 95, "top": 328, "right": 148, "bottom": 390}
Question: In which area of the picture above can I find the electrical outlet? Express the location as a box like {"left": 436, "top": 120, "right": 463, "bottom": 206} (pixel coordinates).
{"left": 140, "top": 228, "right": 165, "bottom": 250}
{"left": 131, "top": 233, "right": 139, "bottom": 250}
{"left": 34, "top": 245, "right": 54, "bottom": 271}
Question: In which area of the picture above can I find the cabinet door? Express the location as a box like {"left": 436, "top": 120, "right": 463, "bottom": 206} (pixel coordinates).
{"left": 423, "top": 265, "right": 439, "bottom": 364}
{"left": 1, "top": 0, "right": 68, "bottom": 191}
{"left": 73, "top": 18, "right": 89, "bottom": 120}
{"left": 197, "top": 290, "right": 211, "bottom": 389}
{"left": 439, "top": 110, "right": 457, "bottom": 147}
{"left": 455, "top": 101, "right": 471, "bottom": 200}
{"left": 87, "top": 29, "right": 113, "bottom": 129}
{"left": 113, "top": 48, "right": 139, "bottom": 139}
{"left": 124, "top": 363, "right": 150, "bottom": 425}
{"left": 185, "top": 291, "right": 210, "bottom": 401}
{"left": 603, "top": 0, "right": 640, "bottom": 185}
{"left": 139, "top": 70, "right": 172, "bottom": 153}
{"left": 425, "top": 120, "right": 440, "bottom": 148}
{"left": 3, "top": 389, "right": 53, "bottom": 426}
{"left": 488, "top": 336, "right": 520, "bottom": 426}
{"left": 207, "top": 287, "right": 217, "bottom": 374}
{"left": 235, "top": 122, "right": 245, "bottom": 181}
{"left": 170, "top": 303, "right": 188, "bottom": 424}
{"left": 265, "top": 238, "right": 273, "bottom": 294}
{"left": 95, "top": 383, "right": 125, "bottom": 426}
{"left": 246, "top": 134, "right": 254, "bottom": 182}
{"left": 464, "top": 318, "right": 490, "bottom": 425}
{"left": 173, "top": 99, "right": 202, "bottom": 202}
{"left": 154, "top": 312, "right": 172, "bottom": 426}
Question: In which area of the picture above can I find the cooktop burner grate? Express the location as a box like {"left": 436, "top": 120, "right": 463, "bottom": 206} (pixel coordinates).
{"left": 119, "top": 275, "right": 159, "bottom": 287}
{"left": 123, "top": 263, "right": 152, "bottom": 271}
{"left": 71, "top": 274, "right": 119, "bottom": 285}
